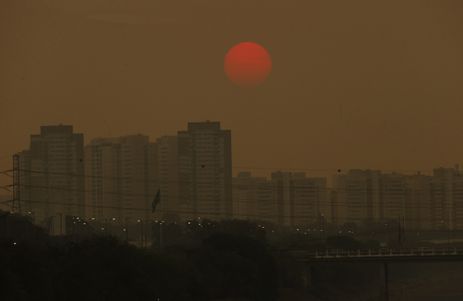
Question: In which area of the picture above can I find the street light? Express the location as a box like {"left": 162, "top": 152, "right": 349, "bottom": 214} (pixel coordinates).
{"left": 136, "top": 219, "right": 144, "bottom": 247}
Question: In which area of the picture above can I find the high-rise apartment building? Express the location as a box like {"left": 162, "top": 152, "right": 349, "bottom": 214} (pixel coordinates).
{"left": 431, "top": 166, "right": 463, "bottom": 230}
{"left": 271, "top": 172, "right": 328, "bottom": 227}
{"left": 333, "top": 168, "right": 463, "bottom": 231}
{"left": 271, "top": 171, "right": 292, "bottom": 226}
{"left": 155, "top": 136, "right": 180, "bottom": 220}
{"left": 292, "top": 173, "right": 328, "bottom": 227}
{"left": 254, "top": 178, "right": 276, "bottom": 223}
{"left": 178, "top": 121, "right": 232, "bottom": 220}
{"left": 381, "top": 173, "right": 406, "bottom": 221}
{"left": 16, "top": 125, "right": 85, "bottom": 225}
{"left": 85, "top": 135, "right": 156, "bottom": 222}
{"left": 333, "top": 170, "right": 381, "bottom": 225}
{"left": 232, "top": 172, "right": 276, "bottom": 222}
{"left": 404, "top": 173, "right": 433, "bottom": 230}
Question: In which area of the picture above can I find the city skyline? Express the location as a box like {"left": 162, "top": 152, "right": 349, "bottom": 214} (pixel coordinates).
{"left": 6, "top": 122, "right": 463, "bottom": 233}
{"left": 6, "top": 121, "right": 463, "bottom": 181}
{"left": 9, "top": 122, "right": 234, "bottom": 227}
{"left": 2, "top": 1, "right": 463, "bottom": 189}
{"left": 2, "top": 1, "right": 463, "bottom": 300}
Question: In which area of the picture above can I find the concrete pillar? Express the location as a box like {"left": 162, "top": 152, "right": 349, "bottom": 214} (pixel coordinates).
{"left": 379, "top": 262, "right": 390, "bottom": 301}
{"left": 302, "top": 264, "right": 313, "bottom": 289}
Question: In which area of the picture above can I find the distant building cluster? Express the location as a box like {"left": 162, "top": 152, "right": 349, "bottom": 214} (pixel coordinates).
{"left": 14, "top": 122, "right": 463, "bottom": 232}
{"left": 233, "top": 172, "right": 329, "bottom": 227}
{"left": 233, "top": 167, "right": 463, "bottom": 232}
{"left": 16, "top": 122, "right": 231, "bottom": 231}
{"left": 333, "top": 168, "right": 463, "bottom": 231}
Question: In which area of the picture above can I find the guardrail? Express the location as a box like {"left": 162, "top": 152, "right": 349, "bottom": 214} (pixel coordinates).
{"left": 287, "top": 248, "right": 463, "bottom": 260}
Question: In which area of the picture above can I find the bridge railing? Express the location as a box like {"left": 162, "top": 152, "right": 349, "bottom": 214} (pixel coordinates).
{"left": 287, "top": 247, "right": 463, "bottom": 259}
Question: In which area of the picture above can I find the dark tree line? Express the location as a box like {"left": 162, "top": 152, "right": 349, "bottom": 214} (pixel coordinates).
{"left": 1, "top": 211, "right": 394, "bottom": 301}
{"left": 0, "top": 212, "right": 278, "bottom": 301}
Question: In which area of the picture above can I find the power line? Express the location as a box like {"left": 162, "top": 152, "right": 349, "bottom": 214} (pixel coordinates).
{"left": 11, "top": 198, "right": 453, "bottom": 223}
{"left": 0, "top": 187, "right": 11, "bottom": 192}
{"left": 4, "top": 169, "right": 463, "bottom": 221}
{"left": 4, "top": 176, "right": 461, "bottom": 195}
{"left": 0, "top": 167, "right": 444, "bottom": 189}
{"left": 0, "top": 166, "right": 439, "bottom": 184}
{"left": 0, "top": 170, "right": 13, "bottom": 177}
{"left": 9, "top": 183, "right": 463, "bottom": 211}
{"left": 233, "top": 166, "right": 434, "bottom": 173}
{"left": 2, "top": 165, "right": 435, "bottom": 173}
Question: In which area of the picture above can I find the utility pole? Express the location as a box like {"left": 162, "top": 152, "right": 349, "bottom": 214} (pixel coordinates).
{"left": 397, "top": 216, "right": 402, "bottom": 247}
{"left": 159, "top": 221, "right": 163, "bottom": 248}
{"left": 124, "top": 217, "right": 129, "bottom": 242}
{"left": 381, "top": 262, "right": 390, "bottom": 301}
{"left": 12, "top": 154, "right": 21, "bottom": 213}
{"left": 151, "top": 188, "right": 162, "bottom": 248}
{"left": 137, "top": 219, "right": 144, "bottom": 247}
{"left": 402, "top": 216, "right": 405, "bottom": 247}
{"left": 142, "top": 220, "right": 145, "bottom": 248}
{"left": 59, "top": 213, "right": 63, "bottom": 235}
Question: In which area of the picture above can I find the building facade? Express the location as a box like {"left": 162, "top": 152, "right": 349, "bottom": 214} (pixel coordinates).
{"left": 155, "top": 136, "right": 179, "bottom": 221}
{"left": 333, "top": 170, "right": 382, "bottom": 226}
{"left": 85, "top": 135, "right": 156, "bottom": 222}
{"left": 232, "top": 172, "right": 276, "bottom": 223}
{"left": 178, "top": 121, "right": 232, "bottom": 220}
{"left": 16, "top": 125, "right": 85, "bottom": 227}
{"left": 404, "top": 173, "right": 433, "bottom": 230}
{"left": 431, "top": 167, "right": 463, "bottom": 231}
{"left": 271, "top": 172, "right": 328, "bottom": 227}
{"left": 333, "top": 168, "right": 463, "bottom": 231}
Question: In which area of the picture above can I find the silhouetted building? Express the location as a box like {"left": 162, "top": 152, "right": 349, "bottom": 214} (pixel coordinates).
{"left": 145, "top": 141, "right": 160, "bottom": 216}
{"left": 85, "top": 135, "right": 156, "bottom": 223}
{"left": 178, "top": 121, "right": 232, "bottom": 220}
{"left": 232, "top": 172, "right": 275, "bottom": 222}
{"left": 271, "top": 171, "right": 328, "bottom": 227}
{"left": 333, "top": 170, "right": 381, "bottom": 225}
{"left": 333, "top": 168, "right": 463, "bottom": 231}
{"left": 155, "top": 136, "right": 179, "bottom": 221}
{"left": 381, "top": 173, "right": 407, "bottom": 221}
{"left": 404, "top": 173, "right": 433, "bottom": 230}
{"left": 431, "top": 166, "right": 463, "bottom": 230}
{"left": 16, "top": 125, "right": 84, "bottom": 227}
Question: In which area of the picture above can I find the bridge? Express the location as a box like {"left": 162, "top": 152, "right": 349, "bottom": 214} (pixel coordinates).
{"left": 282, "top": 248, "right": 463, "bottom": 301}
{"left": 287, "top": 247, "right": 463, "bottom": 263}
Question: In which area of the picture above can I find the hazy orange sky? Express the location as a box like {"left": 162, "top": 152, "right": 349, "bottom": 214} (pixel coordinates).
{"left": 1, "top": 0, "right": 463, "bottom": 188}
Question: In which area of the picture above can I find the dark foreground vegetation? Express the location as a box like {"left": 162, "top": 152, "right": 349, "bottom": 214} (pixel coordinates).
{"left": 0, "top": 212, "right": 280, "bottom": 301}
{"left": 3, "top": 211, "right": 463, "bottom": 301}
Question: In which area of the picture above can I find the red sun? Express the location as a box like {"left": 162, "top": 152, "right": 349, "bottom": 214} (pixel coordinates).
{"left": 224, "top": 42, "right": 272, "bottom": 87}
